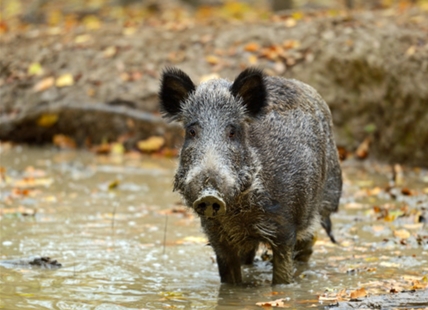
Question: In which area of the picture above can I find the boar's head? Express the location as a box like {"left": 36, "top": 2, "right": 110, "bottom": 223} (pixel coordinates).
{"left": 159, "top": 67, "right": 267, "bottom": 217}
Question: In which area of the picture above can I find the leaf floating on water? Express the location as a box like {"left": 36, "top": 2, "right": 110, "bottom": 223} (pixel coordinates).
{"left": 108, "top": 180, "right": 120, "bottom": 190}
{"left": 256, "top": 298, "right": 290, "bottom": 308}
{"left": 53, "top": 134, "right": 76, "bottom": 149}
{"left": 350, "top": 287, "right": 367, "bottom": 299}
{"left": 393, "top": 229, "right": 411, "bottom": 239}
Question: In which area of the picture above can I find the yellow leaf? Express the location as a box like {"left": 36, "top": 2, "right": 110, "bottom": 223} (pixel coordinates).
{"left": 111, "top": 143, "right": 125, "bottom": 155}
{"left": 103, "top": 46, "right": 117, "bottom": 58}
{"left": 37, "top": 114, "right": 58, "bottom": 127}
{"left": 56, "top": 74, "right": 74, "bottom": 87}
{"left": 291, "top": 11, "right": 304, "bottom": 20}
{"left": 284, "top": 18, "right": 296, "bottom": 28}
{"left": 83, "top": 15, "right": 101, "bottom": 30}
{"left": 28, "top": 62, "right": 44, "bottom": 76}
{"left": 123, "top": 27, "right": 136, "bottom": 36}
{"left": 33, "top": 77, "right": 54, "bottom": 92}
{"left": 205, "top": 55, "right": 219, "bottom": 65}
{"left": 137, "top": 136, "right": 165, "bottom": 152}
{"left": 74, "top": 34, "right": 91, "bottom": 44}
{"left": 393, "top": 229, "right": 411, "bottom": 239}
{"left": 248, "top": 54, "right": 258, "bottom": 65}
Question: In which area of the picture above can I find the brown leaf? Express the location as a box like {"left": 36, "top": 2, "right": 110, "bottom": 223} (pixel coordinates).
{"left": 401, "top": 188, "right": 412, "bottom": 196}
{"left": 244, "top": 42, "right": 260, "bottom": 52}
{"left": 53, "top": 134, "right": 76, "bottom": 149}
{"left": 355, "top": 137, "right": 371, "bottom": 159}
{"left": 33, "top": 77, "right": 55, "bottom": 92}
{"left": 350, "top": 287, "right": 367, "bottom": 299}
{"left": 256, "top": 298, "right": 289, "bottom": 308}
{"left": 205, "top": 55, "right": 220, "bottom": 65}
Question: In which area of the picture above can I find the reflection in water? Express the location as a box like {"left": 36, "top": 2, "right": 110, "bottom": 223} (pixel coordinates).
{"left": 0, "top": 146, "right": 427, "bottom": 309}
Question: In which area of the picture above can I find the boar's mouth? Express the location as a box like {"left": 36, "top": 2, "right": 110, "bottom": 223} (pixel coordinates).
{"left": 192, "top": 190, "right": 226, "bottom": 218}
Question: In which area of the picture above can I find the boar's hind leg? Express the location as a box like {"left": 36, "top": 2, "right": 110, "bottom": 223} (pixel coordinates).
{"left": 271, "top": 244, "right": 294, "bottom": 284}
{"left": 293, "top": 235, "right": 315, "bottom": 263}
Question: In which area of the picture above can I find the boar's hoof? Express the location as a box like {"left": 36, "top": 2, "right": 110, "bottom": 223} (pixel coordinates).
{"left": 193, "top": 194, "right": 226, "bottom": 217}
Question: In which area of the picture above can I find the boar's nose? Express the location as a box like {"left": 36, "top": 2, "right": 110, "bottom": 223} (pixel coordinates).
{"left": 193, "top": 191, "right": 226, "bottom": 218}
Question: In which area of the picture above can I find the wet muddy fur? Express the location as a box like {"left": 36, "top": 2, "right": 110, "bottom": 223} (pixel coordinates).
{"left": 159, "top": 67, "right": 342, "bottom": 285}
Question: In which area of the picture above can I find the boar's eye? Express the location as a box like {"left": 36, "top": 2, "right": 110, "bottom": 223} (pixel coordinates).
{"left": 228, "top": 126, "right": 236, "bottom": 139}
{"left": 187, "top": 127, "right": 197, "bottom": 138}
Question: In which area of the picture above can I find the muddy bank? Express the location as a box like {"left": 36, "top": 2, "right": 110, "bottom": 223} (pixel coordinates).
{"left": 1, "top": 8, "right": 427, "bottom": 165}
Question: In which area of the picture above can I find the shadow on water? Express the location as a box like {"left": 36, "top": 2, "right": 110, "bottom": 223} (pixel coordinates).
{"left": 0, "top": 145, "right": 427, "bottom": 309}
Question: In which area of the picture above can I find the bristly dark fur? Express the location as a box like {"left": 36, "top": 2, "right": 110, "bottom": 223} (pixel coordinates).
{"left": 157, "top": 67, "right": 342, "bottom": 285}
{"left": 159, "top": 67, "right": 195, "bottom": 120}
{"left": 230, "top": 68, "right": 267, "bottom": 117}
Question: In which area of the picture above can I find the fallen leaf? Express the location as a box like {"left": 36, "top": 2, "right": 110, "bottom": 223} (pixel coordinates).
{"left": 244, "top": 42, "right": 260, "bottom": 52}
{"left": 350, "top": 288, "right": 367, "bottom": 299}
{"left": 111, "top": 143, "right": 125, "bottom": 155}
{"left": 176, "top": 236, "right": 207, "bottom": 244}
{"left": 108, "top": 180, "right": 120, "bottom": 190}
{"left": 13, "top": 177, "right": 53, "bottom": 188}
{"left": 28, "top": 62, "right": 44, "bottom": 76}
{"left": 123, "top": 27, "right": 136, "bottom": 36}
{"left": 53, "top": 134, "right": 76, "bottom": 149}
{"left": 284, "top": 18, "right": 297, "bottom": 27}
{"left": 355, "top": 137, "right": 371, "bottom": 159}
{"left": 401, "top": 188, "right": 412, "bottom": 196}
{"left": 37, "top": 114, "right": 58, "bottom": 127}
{"left": 56, "top": 74, "right": 74, "bottom": 87}
{"left": 33, "top": 77, "right": 54, "bottom": 92}
{"left": 83, "top": 15, "right": 101, "bottom": 30}
{"left": 205, "top": 55, "right": 220, "bottom": 65}
{"left": 248, "top": 54, "right": 258, "bottom": 65}
{"left": 393, "top": 229, "right": 411, "bottom": 239}
{"left": 256, "top": 298, "right": 289, "bottom": 308}
{"left": 406, "top": 45, "right": 416, "bottom": 56}
{"left": 283, "top": 40, "right": 300, "bottom": 49}
{"left": 103, "top": 46, "right": 117, "bottom": 58}
{"left": 137, "top": 136, "right": 165, "bottom": 152}
{"left": 74, "top": 34, "right": 92, "bottom": 44}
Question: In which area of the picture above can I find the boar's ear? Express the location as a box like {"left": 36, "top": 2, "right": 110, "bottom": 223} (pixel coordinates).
{"left": 159, "top": 67, "right": 195, "bottom": 120}
{"left": 230, "top": 68, "right": 267, "bottom": 117}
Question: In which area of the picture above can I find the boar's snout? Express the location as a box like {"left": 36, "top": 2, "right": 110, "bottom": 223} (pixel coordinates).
{"left": 193, "top": 191, "right": 226, "bottom": 218}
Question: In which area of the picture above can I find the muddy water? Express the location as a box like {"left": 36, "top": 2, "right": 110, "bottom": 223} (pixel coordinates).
{"left": 0, "top": 145, "right": 427, "bottom": 309}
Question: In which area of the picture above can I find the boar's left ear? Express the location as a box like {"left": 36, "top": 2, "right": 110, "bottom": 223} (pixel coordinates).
{"left": 159, "top": 67, "right": 195, "bottom": 120}
{"left": 230, "top": 68, "right": 267, "bottom": 117}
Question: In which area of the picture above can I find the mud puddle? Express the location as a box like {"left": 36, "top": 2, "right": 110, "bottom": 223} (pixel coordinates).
{"left": 0, "top": 145, "right": 427, "bottom": 309}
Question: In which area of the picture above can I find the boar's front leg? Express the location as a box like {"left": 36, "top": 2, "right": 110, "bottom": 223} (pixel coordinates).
{"left": 216, "top": 247, "right": 242, "bottom": 284}
{"left": 210, "top": 239, "right": 242, "bottom": 284}
{"left": 203, "top": 220, "right": 242, "bottom": 284}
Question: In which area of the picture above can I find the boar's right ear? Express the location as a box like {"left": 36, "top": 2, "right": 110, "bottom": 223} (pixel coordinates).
{"left": 231, "top": 68, "right": 267, "bottom": 118}
{"left": 159, "top": 67, "right": 195, "bottom": 120}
